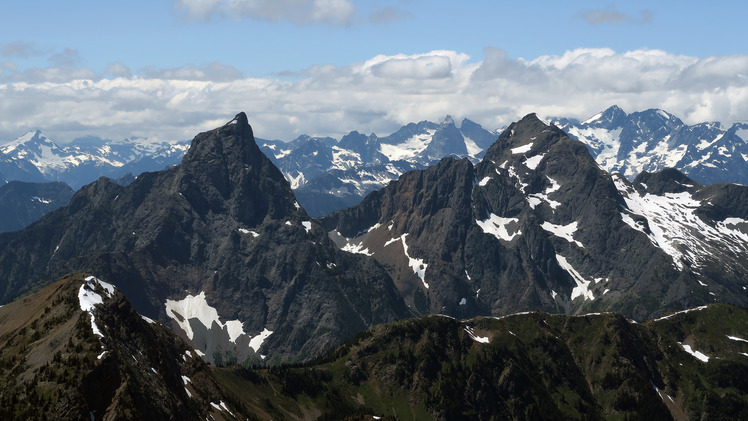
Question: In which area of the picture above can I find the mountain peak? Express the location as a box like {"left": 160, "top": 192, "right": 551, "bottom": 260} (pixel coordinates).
{"left": 441, "top": 115, "right": 455, "bottom": 126}
{"left": 228, "top": 111, "right": 249, "bottom": 127}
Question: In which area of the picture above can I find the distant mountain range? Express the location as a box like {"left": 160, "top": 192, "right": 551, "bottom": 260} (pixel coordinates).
{"left": 553, "top": 105, "right": 748, "bottom": 186}
{"left": 2, "top": 107, "right": 746, "bottom": 218}
{"left": 0, "top": 130, "right": 189, "bottom": 190}
{"left": 257, "top": 116, "right": 498, "bottom": 216}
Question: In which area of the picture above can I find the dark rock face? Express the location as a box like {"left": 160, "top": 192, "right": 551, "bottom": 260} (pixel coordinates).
{"left": 0, "top": 113, "right": 410, "bottom": 363}
{"left": 323, "top": 114, "right": 748, "bottom": 321}
{"left": 0, "top": 181, "right": 74, "bottom": 233}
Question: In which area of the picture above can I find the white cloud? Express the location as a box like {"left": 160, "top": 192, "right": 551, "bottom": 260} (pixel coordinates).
{"left": 1, "top": 48, "right": 747, "bottom": 145}
{"left": 174, "top": 0, "right": 356, "bottom": 26}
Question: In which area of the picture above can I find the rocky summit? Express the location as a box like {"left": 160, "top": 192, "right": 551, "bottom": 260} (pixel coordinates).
{"left": 0, "top": 113, "right": 410, "bottom": 364}
{"left": 323, "top": 114, "right": 748, "bottom": 322}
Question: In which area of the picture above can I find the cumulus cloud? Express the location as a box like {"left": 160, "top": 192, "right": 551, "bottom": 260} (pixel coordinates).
{"left": 174, "top": 0, "right": 356, "bottom": 26}
{"left": 578, "top": 6, "right": 653, "bottom": 25}
{"left": 1, "top": 48, "right": 747, "bottom": 145}
{"left": 370, "top": 55, "right": 454, "bottom": 79}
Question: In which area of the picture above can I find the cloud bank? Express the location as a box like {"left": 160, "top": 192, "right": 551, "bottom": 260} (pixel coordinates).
{"left": 1, "top": 48, "right": 747, "bottom": 143}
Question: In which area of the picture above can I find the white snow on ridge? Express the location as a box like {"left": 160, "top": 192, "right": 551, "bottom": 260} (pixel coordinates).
{"left": 476, "top": 213, "right": 522, "bottom": 242}
{"left": 727, "top": 335, "right": 748, "bottom": 343}
{"left": 582, "top": 112, "right": 603, "bottom": 125}
{"left": 463, "top": 136, "right": 482, "bottom": 157}
{"left": 78, "top": 276, "right": 115, "bottom": 339}
{"left": 400, "top": 234, "right": 429, "bottom": 289}
{"left": 541, "top": 221, "right": 584, "bottom": 248}
{"left": 379, "top": 129, "right": 435, "bottom": 161}
{"left": 528, "top": 176, "right": 562, "bottom": 210}
{"left": 478, "top": 176, "right": 492, "bottom": 186}
{"left": 524, "top": 153, "right": 545, "bottom": 170}
{"left": 31, "top": 196, "right": 53, "bottom": 204}
{"left": 615, "top": 178, "right": 748, "bottom": 269}
{"left": 165, "top": 291, "right": 272, "bottom": 352}
{"left": 341, "top": 242, "right": 373, "bottom": 256}
{"left": 464, "top": 325, "right": 489, "bottom": 344}
{"left": 653, "top": 305, "right": 708, "bottom": 321}
{"left": 556, "top": 254, "right": 594, "bottom": 301}
{"left": 566, "top": 126, "right": 622, "bottom": 173}
{"left": 511, "top": 143, "right": 533, "bottom": 154}
{"left": 238, "top": 228, "right": 260, "bottom": 238}
{"left": 248, "top": 328, "right": 273, "bottom": 352}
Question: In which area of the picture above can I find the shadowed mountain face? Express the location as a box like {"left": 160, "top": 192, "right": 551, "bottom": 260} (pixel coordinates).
{"left": 323, "top": 114, "right": 748, "bottom": 322}
{"left": 0, "top": 113, "right": 410, "bottom": 364}
{"left": 0, "top": 181, "right": 74, "bottom": 233}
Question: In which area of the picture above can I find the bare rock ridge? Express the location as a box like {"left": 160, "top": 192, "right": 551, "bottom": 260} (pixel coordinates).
{"left": 0, "top": 273, "right": 244, "bottom": 420}
{"left": 0, "top": 113, "right": 410, "bottom": 363}
{"left": 323, "top": 113, "right": 748, "bottom": 321}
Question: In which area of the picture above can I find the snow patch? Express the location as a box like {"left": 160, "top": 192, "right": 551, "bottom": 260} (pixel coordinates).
{"left": 556, "top": 254, "right": 594, "bottom": 301}
{"left": 478, "top": 176, "right": 491, "bottom": 186}
{"left": 165, "top": 291, "right": 273, "bottom": 352}
{"left": 476, "top": 213, "right": 522, "bottom": 242}
{"left": 400, "top": 234, "right": 428, "bottom": 289}
{"left": 302, "top": 221, "right": 312, "bottom": 233}
{"left": 78, "top": 276, "right": 115, "bottom": 338}
{"left": 341, "top": 242, "right": 373, "bottom": 256}
{"left": 728, "top": 335, "right": 748, "bottom": 343}
{"left": 464, "top": 326, "right": 489, "bottom": 344}
{"left": 679, "top": 342, "right": 709, "bottom": 362}
{"left": 616, "top": 178, "right": 748, "bottom": 270}
{"left": 511, "top": 143, "right": 533, "bottom": 154}
{"left": 653, "top": 305, "right": 708, "bottom": 321}
{"left": 541, "top": 221, "right": 584, "bottom": 248}
{"left": 524, "top": 153, "right": 545, "bottom": 170}
{"left": 238, "top": 228, "right": 260, "bottom": 238}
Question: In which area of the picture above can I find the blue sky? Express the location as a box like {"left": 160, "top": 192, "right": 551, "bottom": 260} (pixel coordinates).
{"left": 1, "top": 0, "right": 747, "bottom": 142}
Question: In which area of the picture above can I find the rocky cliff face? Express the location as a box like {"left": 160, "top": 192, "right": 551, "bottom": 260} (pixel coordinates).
{"left": 323, "top": 114, "right": 748, "bottom": 321}
{"left": 0, "top": 114, "right": 410, "bottom": 363}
